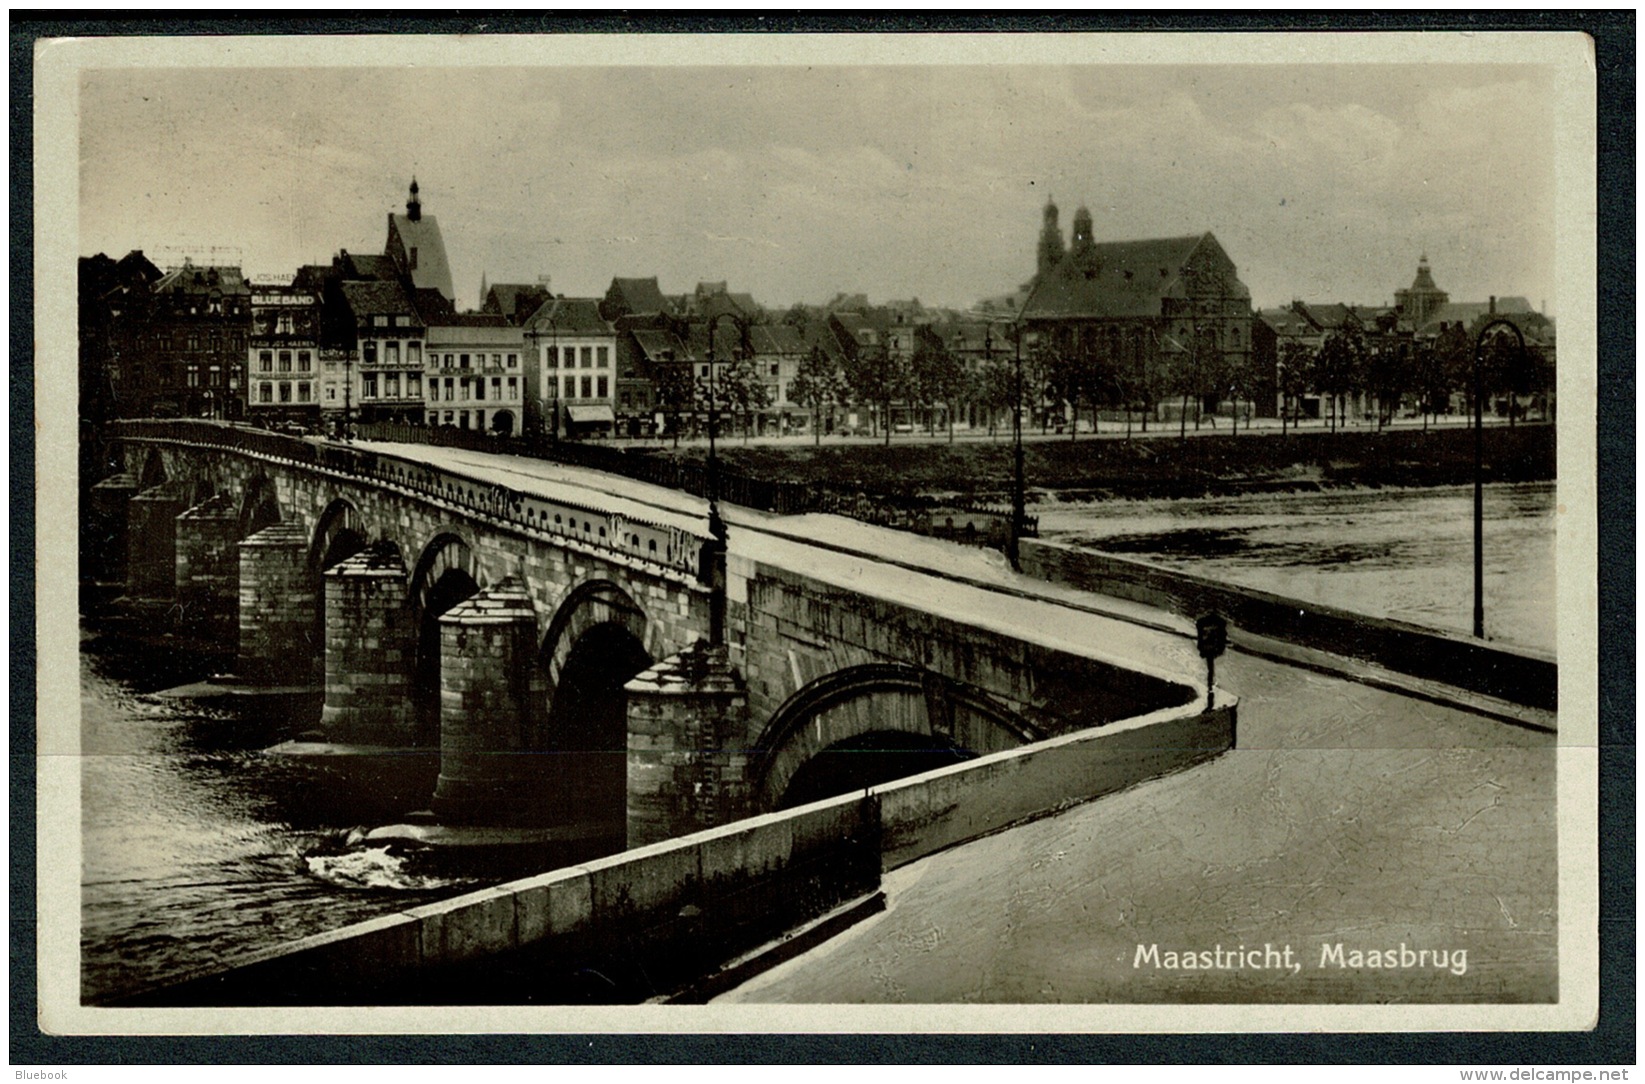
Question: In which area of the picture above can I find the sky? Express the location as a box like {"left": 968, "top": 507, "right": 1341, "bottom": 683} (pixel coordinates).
{"left": 79, "top": 61, "right": 1558, "bottom": 315}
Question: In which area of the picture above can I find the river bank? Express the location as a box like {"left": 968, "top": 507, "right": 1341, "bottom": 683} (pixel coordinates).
{"left": 659, "top": 421, "right": 1555, "bottom": 502}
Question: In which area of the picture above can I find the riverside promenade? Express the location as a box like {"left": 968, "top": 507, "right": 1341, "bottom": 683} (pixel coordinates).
{"left": 368, "top": 442, "right": 1558, "bottom": 1006}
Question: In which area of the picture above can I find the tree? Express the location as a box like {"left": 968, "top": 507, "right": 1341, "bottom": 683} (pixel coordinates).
{"left": 1410, "top": 340, "right": 1449, "bottom": 429}
{"left": 842, "top": 343, "right": 910, "bottom": 445}
{"left": 1365, "top": 340, "right": 1412, "bottom": 428}
{"left": 789, "top": 345, "right": 844, "bottom": 446}
{"left": 1314, "top": 323, "right": 1367, "bottom": 432}
{"left": 911, "top": 330, "right": 967, "bottom": 441}
{"left": 652, "top": 360, "right": 696, "bottom": 447}
{"left": 1277, "top": 339, "right": 1314, "bottom": 436}
{"left": 973, "top": 354, "right": 1016, "bottom": 441}
{"left": 1044, "top": 337, "right": 1090, "bottom": 441}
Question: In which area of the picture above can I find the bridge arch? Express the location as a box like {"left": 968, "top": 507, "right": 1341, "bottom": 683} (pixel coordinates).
{"left": 138, "top": 448, "right": 168, "bottom": 490}
{"left": 408, "top": 530, "right": 484, "bottom": 732}
{"left": 308, "top": 497, "right": 368, "bottom": 573}
{"left": 238, "top": 472, "right": 281, "bottom": 536}
{"left": 537, "top": 578, "right": 654, "bottom": 827}
{"left": 750, "top": 663, "right": 1035, "bottom": 811}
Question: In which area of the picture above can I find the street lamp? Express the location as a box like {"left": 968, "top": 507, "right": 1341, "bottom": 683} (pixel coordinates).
{"left": 1007, "top": 320, "right": 1027, "bottom": 571}
{"left": 702, "top": 312, "right": 749, "bottom": 644}
{"left": 1470, "top": 316, "right": 1525, "bottom": 640}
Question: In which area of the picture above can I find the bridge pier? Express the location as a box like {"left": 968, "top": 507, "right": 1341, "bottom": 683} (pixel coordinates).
{"left": 174, "top": 494, "right": 240, "bottom": 640}
{"left": 126, "top": 484, "right": 187, "bottom": 600}
{"left": 86, "top": 473, "right": 139, "bottom": 586}
{"left": 625, "top": 642, "right": 750, "bottom": 849}
{"left": 238, "top": 522, "right": 319, "bottom": 685}
{"left": 317, "top": 543, "right": 418, "bottom": 746}
{"left": 428, "top": 577, "right": 549, "bottom": 825}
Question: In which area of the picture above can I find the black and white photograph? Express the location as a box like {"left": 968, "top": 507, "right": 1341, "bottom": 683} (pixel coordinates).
{"left": 34, "top": 28, "right": 1600, "bottom": 1036}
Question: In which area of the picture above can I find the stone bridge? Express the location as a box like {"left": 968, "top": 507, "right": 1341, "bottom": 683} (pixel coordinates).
{"left": 86, "top": 421, "right": 1204, "bottom": 851}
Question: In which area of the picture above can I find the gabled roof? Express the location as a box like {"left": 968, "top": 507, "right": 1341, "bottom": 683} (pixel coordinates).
{"left": 524, "top": 297, "right": 611, "bottom": 336}
{"left": 339, "top": 279, "right": 418, "bottom": 321}
{"left": 1021, "top": 233, "right": 1246, "bottom": 320}
{"left": 338, "top": 251, "right": 396, "bottom": 281}
{"left": 388, "top": 213, "right": 455, "bottom": 299}
{"left": 412, "top": 288, "right": 456, "bottom": 323}
{"left": 750, "top": 324, "right": 808, "bottom": 356}
{"left": 484, "top": 283, "right": 554, "bottom": 324}
{"left": 606, "top": 277, "right": 671, "bottom": 317}
{"left": 153, "top": 263, "right": 249, "bottom": 296}
{"left": 1257, "top": 307, "right": 1316, "bottom": 338}
{"left": 630, "top": 328, "right": 694, "bottom": 364}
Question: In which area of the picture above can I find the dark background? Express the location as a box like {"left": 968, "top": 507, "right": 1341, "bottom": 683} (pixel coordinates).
{"left": 11, "top": 10, "right": 1634, "bottom": 1066}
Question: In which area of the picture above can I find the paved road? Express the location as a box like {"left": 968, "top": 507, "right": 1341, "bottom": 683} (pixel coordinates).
{"left": 718, "top": 647, "right": 1555, "bottom": 1004}
{"left": 368, "top": 440, "right": 1559, "bottom": 1005}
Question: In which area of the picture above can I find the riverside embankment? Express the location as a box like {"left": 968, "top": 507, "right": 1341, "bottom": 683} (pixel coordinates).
{"left": 670, "top": 420, "right": 1555, "bottom": 502}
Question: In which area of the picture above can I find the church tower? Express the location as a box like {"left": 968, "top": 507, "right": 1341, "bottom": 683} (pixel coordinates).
{"left": 1036, "top": 197, "right": 1067, "bottom": 277}
{"left": 1394, "top": 253, "right": 1449, "bottom": 328}
{"left": 406, "top": 176, "right": 422, "bottom": 222}
{"left": 1070, "top": 205, "right": 1095, "bottom": 259}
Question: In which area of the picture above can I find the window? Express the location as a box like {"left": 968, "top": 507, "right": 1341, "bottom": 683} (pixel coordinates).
{"left": 326, "top": 387, "right": 336, "bottom": 401}
{"left": 507, "top": 377, "right": 517, "bottom": 397}
{"left": 460, "top": 354, "right": 470, "bottom": 369}
{"left": 298, "top": 351, "right": 312, "bottom": 371}
{"left": 581, "top": 375, "right": 593, "bottom": 398}
{"left": 461, "top": 380, "right": 470, "bottom": 402}
{"left": 492, "top": 354, "right": 502, "bottom": 367}
{"left": 581, "top": 346, "right": 593, "bottom": 368}
{"left": 473, "top": 380, "right": 484, "bottom": 402}
{"left": 259, "top": 351, "right": 273, "bottom": 372}
{"left": 386, "top": 341, "right": 400, "bottom": 365}
{"left": 545, "top": 347, "right": 558, "bottom": 369}
{"left": 186, "top": 367, "right": 199, "bottom": 388}
{"left": 770, "top": 364, "right": 780, "bottom": 377}
{"left": 385, "top": 374, "right": 400, "bottom": 398}
{"left": 596, "top": 376, "right": 608, "bottom": 398}
{"left": 407, "top": 374, "right": 421, "bottom": 397}
{"left": 445, "top": 411, "right": 454, "bottom": 425}
{"left": 445, "top": 377, "right": 454, "bottom": 398}
{"left": 430, "top": 382, "right": 440, "bottom": 402}
{"left": 409, "top": 247, "right": 418, "bottom": 270}
{"left": 563, "top": 375, "right": 575, "bottom": 399}
{"left": 408, "top": 342, "right": 421, "bottom": 366}
{"left": 394, "top": 314, "right": 409, "bottom": 327}
{"left": 277, "top": 313, "right": 294, "bottom": 335}
{"left": 363, "top": 374, "right": 378, "bottom": 398}
{"left": 187, "top": 335, "right": 199, "bottom": 351}
{"left": 278, "top": 351, "right": 292, "bottom": 372}
{"left": 259, "top": 383, "right": 273, "bottom": 403}
{"left": 208, "top": 367, "right": 221, "bottom": 387}
{"left": 279, "top": 383, "right": 293, "bottom": 403}
{"left": 374, "top": 315, "right": 388, "bottom": 327}
{"left": 491, "top": 377, "right": 501, "bottom": 397}
{"left": 363, "top": 341, "right": 377, "bottom": 363}
{"left": 700, "top": 365, "right": 709, "bottom": 378}
{"left": 507, "top": 353, "right": 518, "bottom": 368}
{"left": 597, "top": 346, "right": 609, "bottom": 367}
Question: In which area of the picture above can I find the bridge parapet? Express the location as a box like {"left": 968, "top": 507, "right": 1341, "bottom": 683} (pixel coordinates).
{"left": 108, "top": 419, "right": 708, "bottom": 585}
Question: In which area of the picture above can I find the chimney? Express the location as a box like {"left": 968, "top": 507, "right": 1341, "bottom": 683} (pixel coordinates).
{"left": 1489, "top": 295, "right": 1496, "bottom": 315}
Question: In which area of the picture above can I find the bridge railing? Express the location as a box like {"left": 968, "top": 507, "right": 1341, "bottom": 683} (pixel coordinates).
{"left": 106, "top": 419, "right": 706, "bottom": 577}
{"left": 352, "top": 421, "right": 1039, "bottom": 539}
{"left": 107, "top": 418, "right": 1038, "bottom": 544}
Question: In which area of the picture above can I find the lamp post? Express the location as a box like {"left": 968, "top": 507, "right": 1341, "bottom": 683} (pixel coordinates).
{"left": 1469, "top": 316, "right": 1525, "bottom": 639}
{"left": 702, "top": 313, "right": 749, "bottom": 644}
{"left": 1008, "top": 320, "right": 1026, "bottom": 571}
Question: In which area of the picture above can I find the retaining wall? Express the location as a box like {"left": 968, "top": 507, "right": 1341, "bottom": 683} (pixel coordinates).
{"left": 114, "top": 693, "right": 1232, "bottom": 1007}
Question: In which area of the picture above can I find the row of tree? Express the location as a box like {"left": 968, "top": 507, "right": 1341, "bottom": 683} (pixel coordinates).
{"left": 647, "top": 316, "right": 1554, "bottom": 447}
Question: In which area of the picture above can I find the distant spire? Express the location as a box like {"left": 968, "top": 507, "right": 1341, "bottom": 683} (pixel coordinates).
{"left": 406, "top": 177, "right": 422, "bottom": 222}
{"left": 479, "top": 270, "right": 489, "bottom": 306}
{"left": 1036, "top": 196, "right": 1066, "bottom": 277}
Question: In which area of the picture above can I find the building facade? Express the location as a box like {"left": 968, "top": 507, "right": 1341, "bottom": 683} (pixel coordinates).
{"left": 424, "top": 319, "right": 530, "bottom": 434}
{"left": 246, "top": 285, "right": 323, "bottom": 426}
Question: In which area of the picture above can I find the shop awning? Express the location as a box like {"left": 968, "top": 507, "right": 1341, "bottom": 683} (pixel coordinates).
{"left": 566, "top": 404, "right": 615, "bottom": 424}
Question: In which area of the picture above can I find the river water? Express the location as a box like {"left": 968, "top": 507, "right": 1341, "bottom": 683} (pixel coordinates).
{"left": 1034, "top": 481, "right": 1558, "bottom": 654}
{"left": 77, "top": 481, "right": 1558, "bottom": 1004}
